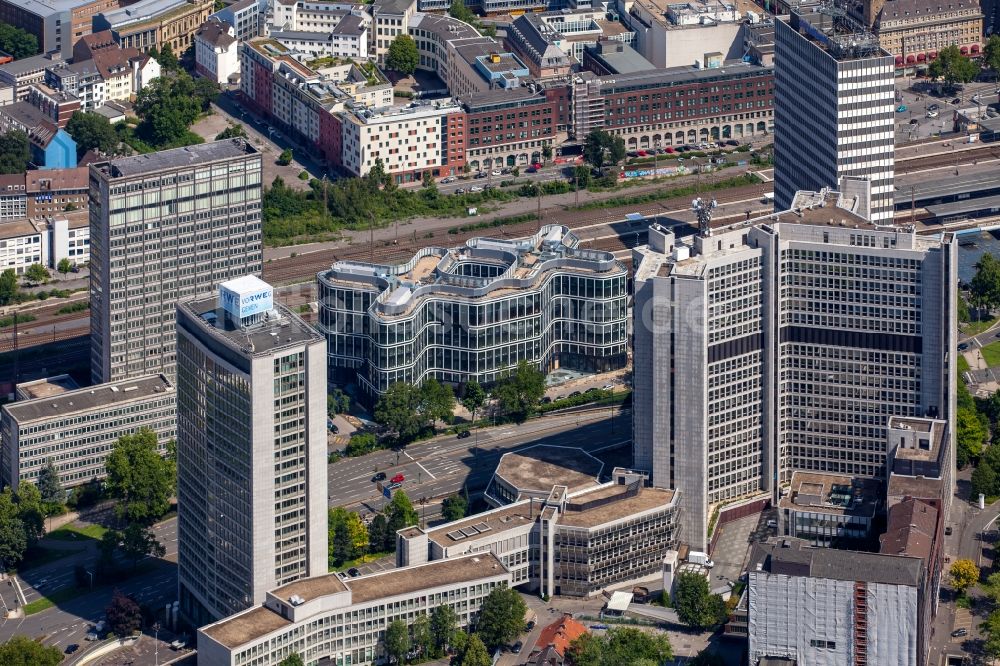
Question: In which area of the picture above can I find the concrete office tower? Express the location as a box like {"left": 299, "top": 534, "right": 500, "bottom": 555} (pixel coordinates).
{"left": 633, "top": 222, "right": 766, "bottom": 551}
{"left": 88, "top": 140, "right": 263, "bottom": 385}
{"left": 774, "top": 10, "right": 895, "bottom": 222}
{"left": 632, "top": 188, "right": 956, "bottom": 551}
{"left": 175, "top": 276, "right": 328, "bottom": 626}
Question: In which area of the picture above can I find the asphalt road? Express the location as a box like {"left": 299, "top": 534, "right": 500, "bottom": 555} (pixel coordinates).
{"left": 0, "top": 520, "right": 179, "bottom": 656}
{"left": 329, "top": 409, "right": 631, "bottom": 511}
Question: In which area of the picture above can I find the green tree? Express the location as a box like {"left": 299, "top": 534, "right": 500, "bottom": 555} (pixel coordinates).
{"left": 0, "top": 268, "right": 17, "bottom": 305}
{"left": 972, "top": 462, "right": 998, "bottom": 500}
{"left": 368, "top": 512, "right": 389, "bottom": 552}
{"left": 0, "top": 130, "right": 29, "bottom": 174}
{"left": 23, "top": 263, "right": 49, "bottom": 286}
{"left": 928, "top": 44, "right": 978, "bottom": 85}
{"left": 133, "top": 71, "right": 214, "bottom": 148}
{"left": 449, "top": 0, "right": 477, "bottom": 23}
{"left": 375, "top": 382, "right": 424, "bottom": 441}
{"left": 420, "top": 378, "right": 455, "bottom": 426}
{"left": 36, "top": 459, "right": 63, "bottom": 508}
{"left": 957, "top": 407, "right": 988, "bottom": 468}
{"left": 492, "top": 360, "right": 546, "bottom": 422}
{"left": 345, "top": 432, "right": 379, "bottom": 457}
{"left": 412, "top": 613, "right": 432, "bottom": 657}
{"left": 0, "top": 497, "right": 27, "bottom": 571}
{"left": 386, "top": 35, "right": 419, "bottom": 75}
{"left": 278, "top": 655, "right": 305, "bottom": 666}
{"left": 583, "top": 129, "right": 626, "bottom": 171}
{"left": 985, "top": 35, "right": 1000, "bottom": 73}
{"left": 105, "top": 590, "right": 142, "bottom": 637}
{"left": 674, "top": 571, "right": 727, "bottom": 630}
{"left": 386, "top": 490, "right": 420, "bottom": 539}
{"left": 278, "top": 148, "right": 294, "bottom": 166}
{"left": 971, "top": 254, "right": 1000, "bottom": 315}
{"left": 328, "top": 388, "right": 351, "bottom": 415}
{"left": 566, "top": 627, "right": 673, "bottom": 666}
{"left": 329, "top": 507, "right": 355, "bottom": 566}
{"left": 385, "top": 619, "right": 410, "bottom": 664}
{"left": 0, "top": 635, "right": 62, "bottom": 666}
{"left": 104, "top": 429, "right": 175, "bottom": 525}
{"left": 118, "top": 523, "right": 166, "bottom": 570}
{"left": 0, "top": 25, "right": 39, "bottom": 59}
{"left": 462, "top": 381, "right": 486, "bottom": 423}
{"left": 97, "top": 529, "right": 120, "bottom": 575}
{"left": 13, "top": 484, "right": 44, "bottom": 547}
{"left": 460, "top": 635, "right": 491, "bottom": 666}
{"left": 984, "top": 611, "right": 1000, "bottom": 660}
{"left": 441, "top": 494, "right": 468, "bottom": 521}
{"left": 216, "top": 123, "right": 248, "bottom": 141}
{"left": 475, "top": 586, "right": 526, "bottom": 649}
{"left": 67, "top": 111, "right": 119, "bottom": 160}
{"left": 430, "top": 604, "right": 459, "bottom": 655}
{"left": 56, "top": 258, "right": 73, "bottom": 276}
{"left": 155, "top": 43, "right": 179, "bottom": 70}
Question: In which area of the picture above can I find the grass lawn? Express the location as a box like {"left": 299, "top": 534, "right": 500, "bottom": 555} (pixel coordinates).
{"left": 23, "top": 586, "right": 85, "bottom": 615}
{"left": 958, "top": 354, "right": 971, "bottom": 375}
{"left": 47, "top": 523, "right": 108, "bottom": 542}
{"left": 981, "top": 341, "right": 1000, "bottom": 368}
{"left": 962, "top": 316, "right": 998, "bottom": 336}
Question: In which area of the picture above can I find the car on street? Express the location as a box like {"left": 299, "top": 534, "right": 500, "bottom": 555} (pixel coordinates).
{"left": 590, "top": 624, "right": 609, "bottom": 630}
{"left": 726, "top": 139, "right": 741, "bottom": 146}
{"left": 474, "top": 172, "right": 488, "bottom": 179}
{"left": 469, "top": 186, "right": 484, "bottom": 192}
{"left": 372, "top": 472, "right": 386, "bottom": 482}
{"left": 491, "top": 170, "right": 502, "bottom": 176}
{"left": 85, "top": 632, "right": 100, "bottom": 641}
{"left": 767, "top": 519, "right": 778, "bottom": 528}
{"left": 512, "top": 641, "right": 523, "bottom": 654}
{"left": 65, "top": 644, "right": 79, "bottom": 654}
{"left": 909, "top": 118, "right": 919, "bottom": 124}
{"left": 945, "top": 526, "right": 953, "bottom": 535}
{"left": 958, "top": 342, "right": 970, "bottom": 351}
{"left": 455, "top": 187, "right": 466, "bottom": 194}
{"left": 926, "top": 110, "right": 939, "bottom": 118}
{"left": 526, "top": 620, "right": 535, "bottom": 631}
{"left": 391, "top": 473, "right": 405, "bottom": 484}
{"left": 896, "top": 104, "right": 907, "bottom": 112}
{"left": 952, "top": 628, "right": 968, "bottom": 637}
{"left": 603, "top": 383, "right": 614, "bottom": 390}
{"left": 457, "top": 430, "right": 471, "bottom": 439}
{"left": 442, "top": 176, "right": 457, "bottom": 183}
{"left": 952, "top": 97, "right": 962, "bottom": 104}
{"left": 928, "top": 103, "right": 940, "bottom": 111}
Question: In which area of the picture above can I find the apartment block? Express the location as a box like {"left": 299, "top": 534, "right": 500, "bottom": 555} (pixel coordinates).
{"left": 197, "top": 554, "right": 511, "bottom": 665}
{"left": 570, "top": 61, "right": 774, "bottom": 150}
{"left": 632, "top": 187, "right": 957, "bottom": 551}
{"left": 0, "top": 175, "right": 27, "bottom": 220}
{"left": 88, "top": 140, "right": 263, "bottom": 384}
{"left": 211, "top": 0, "right": 264, "bottom": 42}
{"left": 774, "top": 11, "right": 895, "bottom": 221}
{"left": 318, "top": 225, "right": 628, "bottom": 399}
{"left": 0, "top": 211, "right": 88, "bottom": 272}
{"left": 195, "top": 18, "right": 240, "bottom": 86}
{"left": 176, "top": 277, "right": 328, "bottom": 626}
{"left": 0, "top": 374, "right": 175, "bottom": 490}
{"left": 618, "top": 0, "right": 744, "bottom": 69}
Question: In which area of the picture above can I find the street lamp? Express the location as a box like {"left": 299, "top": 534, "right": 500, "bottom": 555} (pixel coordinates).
{"left": 153, "top": 622, "right": 161, "bottom": 666}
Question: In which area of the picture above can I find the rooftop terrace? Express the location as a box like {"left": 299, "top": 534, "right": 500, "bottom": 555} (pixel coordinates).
{"left": 779, "top": 472, "right": 881, "bottom": 517}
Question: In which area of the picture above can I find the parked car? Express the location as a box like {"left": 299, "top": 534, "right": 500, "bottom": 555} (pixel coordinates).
{"left": 391, "top": 473, "right": 405, "bottom": 484}
{"left": 664, "top": 146, "right": 675, "bottom": 153}
{"left": 512, "top": 641, "right": 523, "bottom": 654}
{"left": 945, "top": 526, "right": 953, "bottom": 535}
{"left": 526, "top": 620, "right": 535, "bottom": 631}
{"left": 455, "top": 187, "right": 466, "bottom": 194}
{"left": 442, "top": 176, "right": 456, "bottom": 183}
{"left": 590, "top": 624, "right": 609, "bottom": 630}
{"left": 469, "top": 186, "right": 484, "bottom": 192}
{"left": 526, "top": 166, "right": 538, "bottom": 173}
{"left": 928, "top": 103, "right": 940, "bottom": 111}
{"left": 951, "top": 97, "right": 962, "bottom": 104}
{"left": 637, "top": 150, "right": 647, "bottom": 157}
{"left": 958, "top": 342, "right": 970, "bottom": 351}
{"left": 372, "top": 472, "right": 386, "bottom": 482}
{"left": 896, "top": 104, "right": 907, "bottom": 112}
{"left": 474, "top": 172, "right": 488, "bottom": 179}
{"left": 457, "top": 430, "right": 471, "bottom": 439}
{"left": 767, "top": 519, "right": 778, "bottom": 528}
{"left": 85, "top": 632, "right": 99, "bottom": 641}
{"left": 531, "top": 162, "right": 543, "bottom": 169}
{"left": 65, "top": 644, "right": 79, "bottom": 654}
{"left": 952, "top": 628, "right": 968, "bottom": 637}
{"left": 726, "top": 139, "right": 740, "bottom": 146}
{"left": 348, "top": 568, "right": 361, "bottom": 577}
{"left": 491, "top": 170, "right": 502, "bottom": 176}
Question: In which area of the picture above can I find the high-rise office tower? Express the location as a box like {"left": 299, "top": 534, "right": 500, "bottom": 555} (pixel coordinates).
{"left": 175, "top": 276, "right": 328, "bottom": 626}
{"left": 633, "top": 188, "right": 956, "bottom": 550}
{"left": 632, "top": 222, "right": 766, "bottom": 550}
{"left": 88, "top": 140, "right": 264, "bottom": 384}
{"left": 773, "top": 10, "right": 895, "bottom": 222}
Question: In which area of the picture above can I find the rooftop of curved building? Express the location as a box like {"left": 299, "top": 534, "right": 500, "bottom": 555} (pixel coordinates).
{"left": 320, "top": 225, "right": 625, "bottom": 318}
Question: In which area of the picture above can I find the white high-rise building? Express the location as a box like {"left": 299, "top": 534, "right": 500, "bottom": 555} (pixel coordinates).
{"left": 176, "top": 277, "right": 328, "bottom": 626}
{"left": 632, "top": 188, "right": 957, "bottom": 550}
{"left": 88, "top": 140, "right": 263, "bottom": 384}
{"left": 774, "top": 10, "right": 895, "bottom": 222}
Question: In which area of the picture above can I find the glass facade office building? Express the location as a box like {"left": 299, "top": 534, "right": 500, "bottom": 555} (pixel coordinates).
{"left": 318, "top": 226, "right": 628, "bottom": 398}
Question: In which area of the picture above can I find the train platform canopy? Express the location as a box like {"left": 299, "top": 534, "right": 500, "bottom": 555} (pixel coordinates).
{"left": 925, "top": 193, "right": 1000, "bottom": 219}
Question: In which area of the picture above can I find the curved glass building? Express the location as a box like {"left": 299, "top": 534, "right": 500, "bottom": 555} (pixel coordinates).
{"left": 318, "top": 225, "right": 628, "bottom": 398}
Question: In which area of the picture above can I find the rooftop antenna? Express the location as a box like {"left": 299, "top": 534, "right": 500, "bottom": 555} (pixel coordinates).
{"left": 693, "top": 197, "right": 717, "bottom": 237}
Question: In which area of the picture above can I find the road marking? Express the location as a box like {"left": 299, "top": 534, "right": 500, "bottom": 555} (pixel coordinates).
{"left": 415, "top": 461, "right": 436, "bottom": 480}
